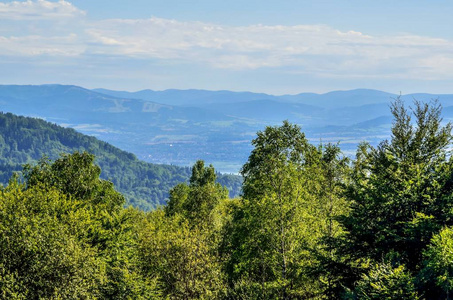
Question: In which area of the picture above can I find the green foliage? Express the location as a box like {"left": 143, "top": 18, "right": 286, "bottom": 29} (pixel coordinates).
{"left": 229, "top": 121, "right": 314, "bottom": 297}
{"left": 348, "top": 263, "right": 419, "bottom": 300}
{"left": 422, "top": 226, "right": 453, "bottom": 298}
{"left": 138, "top": 160, "right": 231, "bottom": 299}
{"left": 166, "top": 160, "right": 229, "bottom": 225}
{"left": 165, "top": 182, "right": 190, "bottom": 217}
{"left": 191, "top": 160, "right": 216, "bottom": 186}
{"left": 0, "top": 181, "right": 105, "bottom": 299}
{"left": 0, "top": 152, "right": 160, "bottom": 299}
{"left": 310, "top": 143, "right": 351, "bottom": 298}
{"left": 0, "top": 138, "right": 235, "bottom": 298}
{"left": 3, "top": 99, "right": 453, "bottom": 299}
{"left": 222, "top": 121, "right": 350, "bottom": 299}
{"left": 341, "top": 99, "right": 453, "bottom": 278}
{"left": 138, "top": 210, "right": 226, "bottom": 299}
{"left": 24, "top": 151, "right": 125, "bottom": 211}
{"left": 0, "top": 112, "right": 242, "bottom": 210}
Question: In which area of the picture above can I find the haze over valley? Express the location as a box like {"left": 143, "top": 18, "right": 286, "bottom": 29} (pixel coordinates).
{"left": 2, "top": 84, "right": 453, "bottom": 173}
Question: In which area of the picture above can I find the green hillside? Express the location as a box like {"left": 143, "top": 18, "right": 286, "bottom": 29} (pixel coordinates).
{"left": 0, "top": 112, "right": 242, "bottom": 210}
{"left": 2, "top": 100, "right": 453, "bottom": 298}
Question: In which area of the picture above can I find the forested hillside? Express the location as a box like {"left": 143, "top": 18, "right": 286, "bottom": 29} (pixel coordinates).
{"left": 2, "top": 99, "right": 453, "bottom": 299}
{"left": 0, "top": 112, "right": 242, "bottom": 210}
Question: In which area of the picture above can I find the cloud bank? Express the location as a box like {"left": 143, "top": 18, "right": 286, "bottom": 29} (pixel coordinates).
{"left": 1, "top": 0, "right": 452, "bottom": 89}
{"left": 0, "top": 0, "right": 84, "bottom": 20}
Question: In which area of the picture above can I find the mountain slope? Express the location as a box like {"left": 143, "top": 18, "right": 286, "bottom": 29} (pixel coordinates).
{"left": 93, "top": 88, "right": 279, "bottom": 106}
{"left": 0, "top": 112, "right": 242, "bottom": 210}
{"left": 0, "top": 84, "right": 232, "bottom": 122}
{"left": 0, "top": 84, "right": 249, "bottom": 172}
{"left": 94, "top": 87, "right": 396, "bottom": 108}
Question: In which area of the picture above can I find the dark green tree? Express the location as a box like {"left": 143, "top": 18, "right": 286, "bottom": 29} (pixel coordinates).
{"left": 421, "top": 226, "right": 453, "bottom": 299}
{"left": 340, "top": 99, "right": 453, "bottom": 295}
{"left": 347, "top": 263, "right": 419, "bottom": 300}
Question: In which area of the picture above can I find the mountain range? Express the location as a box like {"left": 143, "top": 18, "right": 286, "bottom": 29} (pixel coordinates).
{"left": 2, "top": 84, "right": 453, "bottom": 173}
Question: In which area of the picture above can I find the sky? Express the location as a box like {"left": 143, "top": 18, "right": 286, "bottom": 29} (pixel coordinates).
{"left": 0, "top": 0, "right": 452, "bottom": 94}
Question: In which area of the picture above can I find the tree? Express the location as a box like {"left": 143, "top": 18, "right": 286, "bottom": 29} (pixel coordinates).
{"left": 421, "top": 226, "right": 453, "bottom": 299}
{"left": 19, "top": 152, "right": 154, "bottom": 299}
{"left": 348, "top": 263, "right": 419, "bottom": 300}
{"left": 165, "top": 160, "right": 228, "bottom": 226}
{"left": 0, "top": 178, "right": 105, "bottom": 299}
{"left": 311, "top": 143, "right": 351, "bottom": 299}
{"left": 138, "top": 209, "right": 226, "bottom": 299}
{"left": 23, "top": 151, "right": 125, "bottom": 211}
{"left": 146, "top": 160, "right": 229, "bottom": 299}
{"left": 340, "top": 98, "right": 453, "bottom": 293}
{"left": 222, "top": 121, "right": 347, "bottom": 299}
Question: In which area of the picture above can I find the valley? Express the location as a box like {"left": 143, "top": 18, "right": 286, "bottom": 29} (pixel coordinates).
{"left": 2, "top": 85, "right": 453, "bottom": 173}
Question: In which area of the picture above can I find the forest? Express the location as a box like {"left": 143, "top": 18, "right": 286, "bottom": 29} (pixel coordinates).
{"left": 1, "top": 99, "right": 453, "bottom": 299}
{"left": 0, "top": 112, "right": 242, "bottom": 210}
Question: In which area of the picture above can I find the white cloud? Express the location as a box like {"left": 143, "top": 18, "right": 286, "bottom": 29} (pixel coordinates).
{"left": 1, "top": 1, "right": 453, "bottom": 82}
{"left": 83, "top": 17, "right": 453, "bottom": 79}
{"left": 0, "top": 0, "right": 85, "bottom": 20}
{"left": 0, "top": 34, "right": 84, "bottom": 56}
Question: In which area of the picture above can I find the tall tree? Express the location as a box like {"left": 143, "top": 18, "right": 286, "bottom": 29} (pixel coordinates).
{"left": 142, "top": 160, "right": 229, "bottom": 299}
{"left": 340, "top": 99, "right": 453, "bottom": 295}
{"left": 222, "top": 121, "right": 348, "bottom": 299}
{"left": 309, "top": 143, "right": 350, "bottom": 299}
{"left": 166, "top": 160, "right": 228, "bottom": 226}
{"left": 21, "top": 152, "right": 154, "bottom": 299}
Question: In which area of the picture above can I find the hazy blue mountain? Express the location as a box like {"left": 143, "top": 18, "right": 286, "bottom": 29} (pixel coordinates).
{"left": 401, "top": 93, "right": 453, "bottom": 107}
{"left": 322, "top": 103, "right": 391, "bottom": 126}
{"left": 439, "top": 105, "right": 453, "bottom": 118}
{"left": 95, "top": 87, "right": 399, "bottom": 108}
{"left": 2, "top": 84, "right": 453, "bottom": 173}
{"left": 0, "top": 84, "right": 159, "bottom": 114}
{"left": 205, "top": 99, "right": 324, "bottom": 122}
{"left": 0, "top": 85, "right": 256, "bottom": 172}
{"left": 352, "top": 115, "right": 393, "bottom": 129}
{"left": 278, "top": 89, "right": 394, "bottom": 108}
{"left": 0, "top": 85, "right": 237, "bottom": 123}
{"left": 93, "top": 87, "right": 453, "bottom": 110}
{"left": 93, "top": 88, "right": 278, "bottom": 106}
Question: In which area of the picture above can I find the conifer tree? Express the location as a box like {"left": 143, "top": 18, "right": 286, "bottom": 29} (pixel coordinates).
{"left": 340, "top": 99, "right": 453, "bottom": 297}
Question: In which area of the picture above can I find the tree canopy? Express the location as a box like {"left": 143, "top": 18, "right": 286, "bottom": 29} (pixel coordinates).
{"left": 2, "top": 99, "right": 453, "bottom": 299}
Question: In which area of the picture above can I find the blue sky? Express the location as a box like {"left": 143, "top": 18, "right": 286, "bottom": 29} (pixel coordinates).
{"left": 0, "top": 0, "right": 452, "bottom": 94}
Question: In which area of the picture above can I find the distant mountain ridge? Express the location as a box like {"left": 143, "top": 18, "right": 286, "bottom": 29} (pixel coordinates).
{"left": 93, "top": 87, "right": 398, "bottom": 108}
{"left": 95, "top": 87, "right": 453, "bottom": 108}
{"left": 93, "top": 88, "right": 279, "bottom": 106}
{"left": 2, "top": 84, "right": 453, "bottom": 173}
